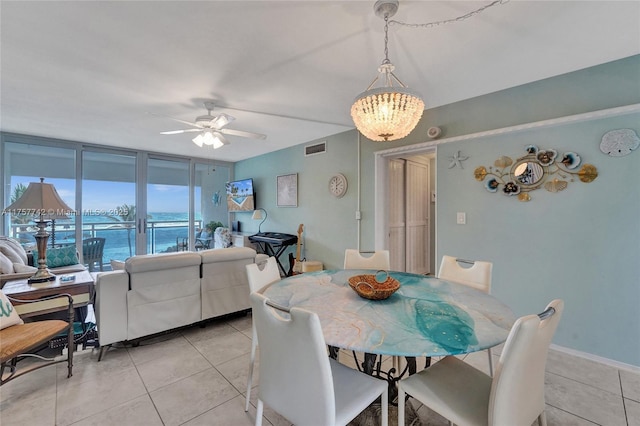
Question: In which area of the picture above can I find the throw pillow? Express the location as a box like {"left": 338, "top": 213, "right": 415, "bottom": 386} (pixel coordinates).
{"left": 0, "top": 237, "right": 28, "bottom": 264}
{"left": 32, "top": 245, "right": 79, "bottom": 268}
{"left": 110, "top": 259, "right": 125, "bottom": 271}
{"left": 0, "top": 245, "right": 24, "bottom": 265}
{"left": 0, "top": 291, "right": 23, "bottom": 330}
{"left": 13, "top": 263, "right": 38, "bottom": 273}
{"left": 0, "top": 253, "right": 13, "bottom": 274}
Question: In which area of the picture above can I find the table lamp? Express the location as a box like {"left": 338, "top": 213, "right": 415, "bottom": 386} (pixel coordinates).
{"left": 252, "top": 208, "right": 267, "bottom": 233}
{"left": 4, "top": 178, "right": 74, "bottom": 283}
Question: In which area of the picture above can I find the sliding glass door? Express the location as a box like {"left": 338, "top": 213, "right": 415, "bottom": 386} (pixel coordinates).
{"left": 1, "top": 135, "right": 234, "bottom": 263}
{"left": 145, "top": 157, "right": 189, "bottom": 254}
{"left": 2, "top": 141, "right": 76, "bottom": 250}
{"left": 82, "top": 151, "right": 137, "bottom": 263}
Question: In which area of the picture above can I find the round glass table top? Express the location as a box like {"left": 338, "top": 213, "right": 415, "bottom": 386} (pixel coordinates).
{"left": 261, "top": 269, "right": 515, "bottom": 357}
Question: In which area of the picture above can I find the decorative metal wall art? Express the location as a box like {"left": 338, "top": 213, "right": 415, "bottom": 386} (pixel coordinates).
{"left": 474, "top": 145, "right": 598, "bottom": 202}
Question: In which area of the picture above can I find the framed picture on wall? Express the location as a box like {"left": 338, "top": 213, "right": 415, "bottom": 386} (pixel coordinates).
{"left": 277, "top": 173, "right": 298, "bottom": 207}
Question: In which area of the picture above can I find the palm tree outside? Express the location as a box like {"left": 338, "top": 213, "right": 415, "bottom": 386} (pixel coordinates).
{"left": 105, "top": 204, "right": 139, "bottom": 257}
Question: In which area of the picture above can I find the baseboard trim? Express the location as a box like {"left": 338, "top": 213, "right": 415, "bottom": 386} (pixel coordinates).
{"left": 550, "top": 344, "right": 640, "bottom": 373}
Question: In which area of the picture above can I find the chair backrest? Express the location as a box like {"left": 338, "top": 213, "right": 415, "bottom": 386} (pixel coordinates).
{"left": 343, "top": 249, "right": 390, "bottom": 270}
{"left": 489, "top": 299, "right": 564, "bottom": 425}
{"left": 245, "top": 257, "right": 280, "bottom": 293}
{"left": 82, "top": 238, "right": 105, "bottom": 262}
{"left": 250, "top": 292, "right": 335, "bottom": 425}
{"left": 437, "top": 255, "right": 493, "bottom": 293}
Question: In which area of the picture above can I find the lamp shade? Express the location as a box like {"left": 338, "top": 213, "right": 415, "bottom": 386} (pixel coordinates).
{"left": 351, "top": 86, "right": 424, "bottom": 142}
{"left": 4, "top": 178, "right": 74, "bottom": 217}
{"left": 251, "top": 210, "right": 263, "bottom": 220}
{"left": 3, "top": 178, "right": 73, "bottom": 283}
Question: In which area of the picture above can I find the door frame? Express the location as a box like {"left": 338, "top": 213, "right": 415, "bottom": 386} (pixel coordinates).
{"left": 373, "top": 143, "right": 437, "bottom": 253}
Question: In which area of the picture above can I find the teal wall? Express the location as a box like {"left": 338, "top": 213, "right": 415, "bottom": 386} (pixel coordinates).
{"left": 235, "top": 55, "right": 640, "bottom": 366}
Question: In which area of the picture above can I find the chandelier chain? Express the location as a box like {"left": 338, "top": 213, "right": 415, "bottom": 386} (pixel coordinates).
{"left": 389, "top": 0, "right": 509, "bottom": 29}
{"left": 383, "top": 15, "right": 390, "bottom": 64}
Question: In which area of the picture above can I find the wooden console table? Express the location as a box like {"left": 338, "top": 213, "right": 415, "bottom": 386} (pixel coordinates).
{"left": 2, "top": 270, "right": 95, "bottom": 318}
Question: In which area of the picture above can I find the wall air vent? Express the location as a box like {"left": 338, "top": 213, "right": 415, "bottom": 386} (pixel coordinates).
{"left": 304, "top": 141, "right": 327, "bottom": 157}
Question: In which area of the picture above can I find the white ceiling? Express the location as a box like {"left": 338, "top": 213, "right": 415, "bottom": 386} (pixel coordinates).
{"left": 1, "top": 1, "right": 639, "bottom": 162}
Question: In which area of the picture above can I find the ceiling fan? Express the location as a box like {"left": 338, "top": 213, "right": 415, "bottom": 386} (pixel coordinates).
{"left": 158, "top": 102, "right": 267, "bottom": 149}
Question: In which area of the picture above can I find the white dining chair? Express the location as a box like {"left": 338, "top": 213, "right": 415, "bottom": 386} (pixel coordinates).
{"left": 344, "top": 249, "right": 390, "bottom": 270}
{"left": 398, "top": 299, "right": 563, "bottom": 426}
{"left": 250, "top": 292, "right": 388, "bottom": 426}
{"left": 438, "top": 255, "right": 494, "bottom": 375}
{"left": 244, "top": 257, "right": 281, "bottom": 412}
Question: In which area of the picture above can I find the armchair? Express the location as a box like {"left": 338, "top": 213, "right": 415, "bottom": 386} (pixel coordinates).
{"left": 0, "top": 292, "right": 74, "bottom": 386}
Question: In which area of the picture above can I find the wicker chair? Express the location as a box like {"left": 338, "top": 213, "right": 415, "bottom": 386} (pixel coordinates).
{"left": 0, "top": 293, "right": 74, "bottom": 386}
{"left": 82, "top": 237, "right": 105, "bottom": 271}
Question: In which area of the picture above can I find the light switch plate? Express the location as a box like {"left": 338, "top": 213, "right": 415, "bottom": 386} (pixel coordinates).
{"left": 457, "top": 212, "right": 466, "bottom": 225}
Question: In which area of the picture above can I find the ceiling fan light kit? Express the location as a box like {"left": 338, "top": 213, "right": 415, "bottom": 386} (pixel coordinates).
{"left": 159, "top": 101, "right": 266, "bottom": 150}
{"left": 192, "top": 130, "right": 228, "bottom": 149}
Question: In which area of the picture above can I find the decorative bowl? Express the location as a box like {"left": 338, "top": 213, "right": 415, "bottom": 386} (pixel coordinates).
{"left": 348, "top": 270, "right": 400, "bottom": 300}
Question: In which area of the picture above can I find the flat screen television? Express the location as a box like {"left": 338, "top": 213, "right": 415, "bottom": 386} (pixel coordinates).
{"left": 226, "top": 178, "right": 255, "bottom": 212}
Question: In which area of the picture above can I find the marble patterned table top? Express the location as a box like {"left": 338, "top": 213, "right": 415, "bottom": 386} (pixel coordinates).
{"left": 261, "top": 269, "right": 515, "bottom": 357}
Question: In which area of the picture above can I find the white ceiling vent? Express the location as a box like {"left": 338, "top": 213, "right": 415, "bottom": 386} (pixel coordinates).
{"left": 304, "top": 141, "right": 327, "bottom": 156}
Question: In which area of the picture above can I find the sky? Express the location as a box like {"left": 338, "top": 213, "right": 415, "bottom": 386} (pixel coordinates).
{"left": 11, "top": 176, "right": 195, "bottom": 214}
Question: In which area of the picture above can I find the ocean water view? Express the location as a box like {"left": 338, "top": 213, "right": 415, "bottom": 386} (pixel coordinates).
{"left": 15, "top": 212, "right": 204, "bottom": 264}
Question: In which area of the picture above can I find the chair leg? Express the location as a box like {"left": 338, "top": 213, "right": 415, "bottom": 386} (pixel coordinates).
{"left": 245, "top": 339, "right": 257, "bottom": 412}
{"left": 398, "top": 384, "right": 405, "bottom": 426}
{"left": 98, "top": 345, "right": 109, "bottom": 361}
{"left": 538, "top": 411, "right": 548, "bottom": 426}
{"left": 255, "top": 399, "right": 264, "bottom": 426}
{"left": 381, "top": 385, "right": 388, "bottom": 426}
{"left": 487, "top": 348, "right": 494, "bottom": 377}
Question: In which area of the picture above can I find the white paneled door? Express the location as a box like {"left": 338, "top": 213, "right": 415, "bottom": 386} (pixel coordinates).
{"left": 388, "top": 158, "right": 430, "bottom": 274}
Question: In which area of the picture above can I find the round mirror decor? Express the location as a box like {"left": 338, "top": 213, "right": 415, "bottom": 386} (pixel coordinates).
{"left": 474, "top": 145, "right": 598, "bottom": 202}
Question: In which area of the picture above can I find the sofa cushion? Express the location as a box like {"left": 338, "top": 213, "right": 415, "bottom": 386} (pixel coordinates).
{"left": 200, "top": 246, "right": 257, "bottom": 263}
{"left": 0, "top": 245, "right": 25, "bottom": 265}
{"left": 0, "top": 291, "right": 23, "bottom": 330}
{"left": 32, "top": 245, "right": 79, "bottom": 268}
{"left": 13, "top": 263, "right": 37, "bottom": 274}
{"left": 0, "top": 237, "right": 28, "bottom": 264}
{"left": 125, "top": 252, "right": 201, "bottom": 274}
{"left": 0, "top": 253, "right": 13, "bottom": 274}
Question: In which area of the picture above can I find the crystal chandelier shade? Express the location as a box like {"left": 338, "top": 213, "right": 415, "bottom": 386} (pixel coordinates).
{"left": 351, "top": 85, "right": 424, "bottom": 142}
{"left": 351, "top": 0, "right": 424, "bottom": 142}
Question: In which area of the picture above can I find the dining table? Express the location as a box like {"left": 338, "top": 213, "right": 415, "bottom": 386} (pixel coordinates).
{"left": 260, "top": 268, "right": 515, "bottom": 396}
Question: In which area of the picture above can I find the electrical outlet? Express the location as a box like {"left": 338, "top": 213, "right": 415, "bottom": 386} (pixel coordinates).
{"left": 457, "top": 212, "right": 466, "bottom": 225}
{"left": 355, "top": 211, "right": 361, "bottom": 220}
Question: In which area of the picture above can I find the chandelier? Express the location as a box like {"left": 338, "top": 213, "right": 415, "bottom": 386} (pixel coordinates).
{"left": 351, "top": 0, "right": 424, "bottom": 142}
{"left": 192, "top": 130, "right": 228, "bottom": 149}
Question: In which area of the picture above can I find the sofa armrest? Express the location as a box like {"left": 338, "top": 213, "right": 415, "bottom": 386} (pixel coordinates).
{"left": 94, "top": 271, "right": 129, "bottom": 347}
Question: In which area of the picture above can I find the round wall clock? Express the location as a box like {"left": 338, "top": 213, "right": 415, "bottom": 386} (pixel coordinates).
{"left": 329, "top": 173, "right": 348, "bottom": 198}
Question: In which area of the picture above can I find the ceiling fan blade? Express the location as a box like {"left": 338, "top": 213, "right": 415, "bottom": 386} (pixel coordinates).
{"left": 220, "top": 128, "right": 267, "bottom": 140}
{"left": 209, "top": 113, "right": 235, "bottom": 129}
{"left": 160, "top": 128, "right": 201, "bottom": 135}
{"left": 149, "top": 112, "right": 202, "bottom": 129}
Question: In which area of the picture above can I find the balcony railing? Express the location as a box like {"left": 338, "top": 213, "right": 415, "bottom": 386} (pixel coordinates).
{"left": 9, "top": 219, "right": 204, "bottom": 263}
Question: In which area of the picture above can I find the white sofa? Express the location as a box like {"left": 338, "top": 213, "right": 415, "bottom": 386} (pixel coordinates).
{"left": 95, "top": 246, "right": 258, "bottom": 358}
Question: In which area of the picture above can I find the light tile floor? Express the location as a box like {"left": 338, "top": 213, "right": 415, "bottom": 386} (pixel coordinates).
{"left": 1, "top": 313, "right": 638, "bottom": 426}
